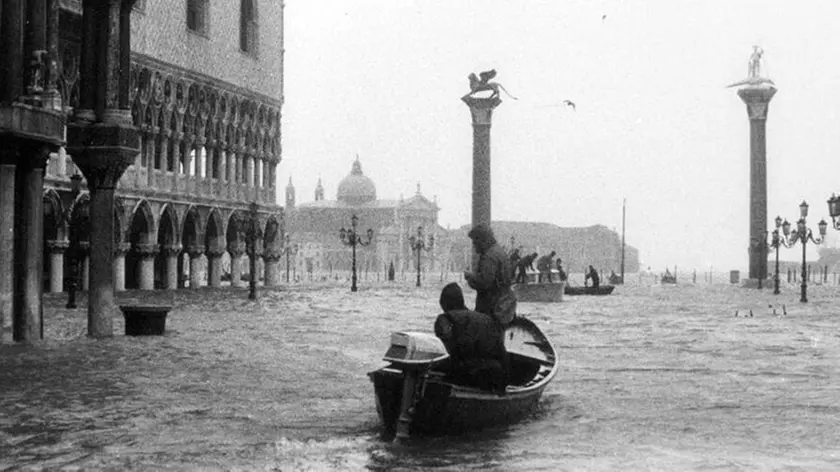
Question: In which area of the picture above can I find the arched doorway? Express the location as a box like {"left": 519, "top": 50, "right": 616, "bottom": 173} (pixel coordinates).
{"left": 126, "top": 201, "right": 154, "bottom": 289}
{"left": 180, "top": 207, "right": 201, "bottom": 288}
{"left": 156, "top": 205, "right": 178, "bottom": 289}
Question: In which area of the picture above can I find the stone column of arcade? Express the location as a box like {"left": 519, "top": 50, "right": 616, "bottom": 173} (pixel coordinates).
{"left": 78, "top": 242, "right": 90, "bottom": 291}
{"left": 163, "top": 244, "right": 181, "bottom": 290}
{"left": 47, "top": 240, "right": 69, "bottom": 293}
{"left": 187, "top": 245, "right": 205, "bottom": 289}
{"left": 264, "top": 252, "right": 281, "bottom": 286}
{"left": 112, "top": 242, "right": 131, "bottom": 292}
{"left": 207, "top": 247, "right": 225, "bottom": 288}
{"left": 0, "top": 157, "right": 14, "bottom": 341}
{"left": 136, "top": 243, "right": 159, "bottom": 290}
{"left": 461, "top": 91, "right": 502, "bottom": 269}
{"left": 730, "top": 47, "right": 777, "bottom": 287}
{"left": 229, "top": 244, "right": 245, "bottom": 287}
{"left": 66, "top": 0, "right": 140, "bottom": 337}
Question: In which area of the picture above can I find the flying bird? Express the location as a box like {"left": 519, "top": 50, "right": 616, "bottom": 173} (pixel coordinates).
{"left": 563, "top": 100, "right": 576, "bottom": 111}
{"left": 602, "top": 14, "right": 607, "bottom": 21}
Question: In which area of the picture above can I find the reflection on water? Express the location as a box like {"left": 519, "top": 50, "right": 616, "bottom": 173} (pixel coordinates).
{"left": 2, "top": 281, "right": 840, "bottom": 470}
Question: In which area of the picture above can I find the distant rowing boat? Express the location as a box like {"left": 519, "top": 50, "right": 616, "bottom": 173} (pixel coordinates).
{"left": 564, "top": 285, "right": 615, "bottom": 296}
{"left": 513, "top": 281, "right": 566, "bottom": 302}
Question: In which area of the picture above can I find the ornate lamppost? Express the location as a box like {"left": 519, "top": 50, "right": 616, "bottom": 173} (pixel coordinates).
{"left": 248, "top": 201, "right": 259, "bottom": 300}
{"left": 827, "top": 193, "right": 840, "bottom": 230}
{"left": 768, "top": 215, "right": 789, "bottom": 296}
{"left": 408, "top": 226, "right": 435, "bottom": 287}
{"left": 778, "top": 201, "right": 827, "bottom": 303}
{"left": 65, "top": 173, "right": 83, "bottom": 309}
{"left": 339, "top": 214, "right": 373, "bottom": 292}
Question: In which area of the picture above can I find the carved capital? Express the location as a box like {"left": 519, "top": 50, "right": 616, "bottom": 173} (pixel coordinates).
{"left": 228, "top": 241, "right": 246, "bottom": 257}
{"left": 186, "top": 244, "right": 205, "bottom": 257}
{"left": 66, "top": 123, "right": 140, "bottom": 189}
{"left": 135, "top": 243, "right": 160, "bottom": 257}
{"left": 162, "top": 244, "right": 182, "bottom": 257}
{"left": 47, "top": 239, "right": 70, "bottom": 253}
{"left": 77, "top": 241, "right": 91, "bottom": 253}
{"left": 206, "top": 247, "right": 226, "bottom": 258}
{"left": 263, "top": 250, "right": 283, "bottom": 262}
{"left": 113, "top": 242, "right": 132, "bottom": 256}
{"left": 461, "top": 96, "right": 502, "bottom": 126}
{"left": 737, "top": 87, "right": 776, "bottom": 121}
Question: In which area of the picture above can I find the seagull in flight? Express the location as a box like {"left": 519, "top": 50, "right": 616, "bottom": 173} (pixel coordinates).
{"left": 602, "top": 14, "right": 607, "bottom": 21}
{"left": 563, "top": 100, "right": 576, "bottom": 111}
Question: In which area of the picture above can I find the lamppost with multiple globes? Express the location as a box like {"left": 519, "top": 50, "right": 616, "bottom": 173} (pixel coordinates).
{"left": 777, "top": 201, "right": 827, "bottom": 303}
{"left": 64, "top": 173, "right": 84, "bottom": 309}
{"left": 768, "top": 215, "right": 790, "bottom": 296}
{"left": 339, "top": 214, "right": 373, "bottom": 292}
{"left": 827, "top": 193, "right": 840, "bottom": 230}
{"left": 283, "top": 234, "right": 298, "bottom": 283}
{"left": 407, "top": 226, "right": 434, "bottom": 287}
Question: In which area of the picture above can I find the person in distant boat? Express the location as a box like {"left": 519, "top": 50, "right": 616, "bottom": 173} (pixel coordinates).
{"left": 585, "top": 265, "right": 601, "bottom": 289}
{"left": 509, "top": 248, "right": 521, "bottom": 279}
{"left": 555, "top": 259, "right": 568, "bottom": 282}
{"left": 515, "top": 252, "right": 538, "bottom": 284}
{"left": 536, "top": 251, "right": 557, "bottom": 283}
{"left": 434, "top": 282, "right": 509, "bottom": 393}
{"left": 464, "top": 224, "right": 517, "bottom": 326}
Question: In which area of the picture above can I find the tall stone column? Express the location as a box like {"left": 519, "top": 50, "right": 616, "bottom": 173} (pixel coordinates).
{"left": 163, "top": 244, "right": 181, "bottom": 290}
{"left": 264, "top": 251, "right": 281, "bottom": 286}
{"left": 67, "top": 0, "right": 140, "bottom": 337}
{"left": 229, "top": 244, "right": 245, "bottom": 287}
{"left": 136, "top": 243, "right": 158, "bottom": 290}
{"left": 47, "top": 240, "right": 69, "bottom": 293}
{"left": 187, "top": 245, "right": 204, "bottom": 289}
{"left": 461, "top": 94, "right": 502, "bottom": 268}
{"left": 207, "top": 247, "right": 225, "bottom": 288}
{"left": 0, "top": 160, "right": 15, "bottom": 342}
{"left": 112, "top": 242, "right": 131, "bottom": 292}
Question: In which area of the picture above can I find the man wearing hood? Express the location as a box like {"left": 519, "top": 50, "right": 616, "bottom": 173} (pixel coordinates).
{"left": 464, "top": 224, "right": 517, "bottom": 326}
{"left": 434, "top": 282, "right": 508, "bottom": 393}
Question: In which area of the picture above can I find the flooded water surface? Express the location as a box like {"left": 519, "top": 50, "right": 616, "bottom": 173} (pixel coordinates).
{"left": 2, "top": 279, "right": 840, "bottom": 470}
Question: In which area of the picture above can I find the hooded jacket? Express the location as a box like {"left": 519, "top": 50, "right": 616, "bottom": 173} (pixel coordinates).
{"left": 466, "top": 225, "right": 514, "bottom": 317}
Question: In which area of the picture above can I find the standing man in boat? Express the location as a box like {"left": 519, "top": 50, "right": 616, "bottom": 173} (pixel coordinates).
{"left": 509, "top": 247, "right": 521, "bottom": 280}
{"left": 585, "top": 265, "right": 601, "bottom": 289}
{"left": 434, "top": 283, "right": 509, "bottom": 393}
{"left": 515, "top": 252, "right": 538, "bottom": 284}
{"left": 464, "top": 225, "right": 517, "bottom": 326}
{"left": 537, "top": 251, "right": 557, "bottom": 283}
{"left": 556, "top": 259, "right": 568, "bottom": 282}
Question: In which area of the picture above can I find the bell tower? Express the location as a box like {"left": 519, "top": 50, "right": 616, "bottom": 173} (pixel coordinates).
{"left": 315, "top": 177, "right": 324, "bottom": 201}
{"left": 285, "top": 176, "right": 295, "bottom": 209}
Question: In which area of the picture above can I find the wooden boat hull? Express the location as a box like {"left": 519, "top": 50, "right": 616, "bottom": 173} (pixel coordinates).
{"left": 513, "top": 282, "right": 565, "bottom": 302}
{"left": 369, "top": 317, "right": 557, "bottom": 438}
{"left": 564, "top": 285, "right": 615, "bottom": 296}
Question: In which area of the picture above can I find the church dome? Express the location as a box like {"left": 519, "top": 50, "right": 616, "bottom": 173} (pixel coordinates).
{"left": 337, "top": 158, "right": 376, "bottom": 205}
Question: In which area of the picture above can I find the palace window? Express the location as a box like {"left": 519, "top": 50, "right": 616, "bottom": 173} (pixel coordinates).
{"left": 186, "top": 0, "right": 208, "bottom": 35}
{"left": 240, "top": 0, "right": 258, "bottom": 54}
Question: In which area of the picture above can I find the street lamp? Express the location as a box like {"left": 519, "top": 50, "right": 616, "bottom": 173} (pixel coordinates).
{"left": 283, "top": 233, "right": 298, "bottom": 283}
{"left": 778, "top": 201, "right": 827, "bottom": 303}
{"left": 827, "top": 193, "right": 840, "bottom": 230}
{"left": 248, "top": 201, "right": 259, "bottom": 300}
{"left": 768, "top": 215, "right": 791, "bottom": 295}
{"left": 339, "top": 214, "right": 373, "bottom": 292}
{"left": 65, "top": 173, "right": 83, "bottom": 309}
{"left": 408, "top": 225, "right": 435, "bottom": 287}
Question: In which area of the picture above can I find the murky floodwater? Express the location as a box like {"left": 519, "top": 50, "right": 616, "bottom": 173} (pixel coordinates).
{"left": 2, "top": 278, "right": 840, "bottom": 470}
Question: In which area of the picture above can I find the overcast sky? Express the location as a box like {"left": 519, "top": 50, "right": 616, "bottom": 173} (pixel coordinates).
{"left": 279, "top": 0, "right": 840, "bottom": 272}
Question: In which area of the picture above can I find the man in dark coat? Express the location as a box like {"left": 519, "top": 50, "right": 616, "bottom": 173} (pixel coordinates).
{"left": 556, "top": 258, "right": 568, "bottom": 282}
{"left": 536, "top": 251, "right": 556, "bottom": 283}
{"left": 585, "top": 265, "right": 601, "bottom": 289}
{"left": 515, "top": 252, "right": 538, "bottom": 284}
{"left": 464, "top": 224, "right": 516, "bottom": 325}
{"left": 434, "top": 283, "right": 508, "bottom": 393}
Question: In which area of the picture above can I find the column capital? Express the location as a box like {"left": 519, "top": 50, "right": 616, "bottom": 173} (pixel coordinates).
{"left": 206, "top": 247, "right": 226, "bottom": 258}
{"left": 47, "top": 239, "right": 70, "bottom": 252}
{"left": 263, "top": 250, "right": 283, "bottom": 262}
{"left": 135, "top": 243, "right": 160, "bottom": 257}
{"left": 737, "top": 86, "right": 777, "bottom": 120}
{"left": 114, "top": 242, "right": 132, "bottom": 256}
{"left": 78, "top": 241, "right": 91, "bottom": 253}
{"left": 461, "top": 96, "right": 502, "bottom": 126}
{"left": 228, "top": 241, "right": 246, "bottom": 257}
{"left": 162, "top": 244, "right": 182, "bottom": 256}
{"left": 66, "top": 123, "right": 140, "bottom": 189}
{"left": 186, "top": 244, "right": 205, "bottom": 256}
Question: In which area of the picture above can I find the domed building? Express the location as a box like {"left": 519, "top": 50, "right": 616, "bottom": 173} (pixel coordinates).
{"left": 284, "top": 158, "right": 450, "bottom": 281}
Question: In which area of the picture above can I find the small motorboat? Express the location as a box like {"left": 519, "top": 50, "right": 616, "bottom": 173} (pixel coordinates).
{"left": 368, "top": 316, "right": 558, "bottom": 441}
{"left": 513, "top": 281, "right": 566, "bottom": 302}
{"left": 564, "top": 285, "right": 616, "bottom": 296}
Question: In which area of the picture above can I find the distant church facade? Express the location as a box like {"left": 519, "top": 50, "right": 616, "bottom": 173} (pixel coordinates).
{"left": 284, "top": 158, "right": 451, "bottom": 279}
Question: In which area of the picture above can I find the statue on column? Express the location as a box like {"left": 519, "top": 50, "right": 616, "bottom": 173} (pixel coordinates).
{"left": 463, "top": 69, "right": 518, "bottom": 100}
{"left": 728, "top": 45, "right": 775, "bottom": 88}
